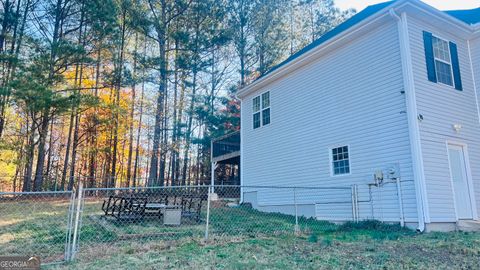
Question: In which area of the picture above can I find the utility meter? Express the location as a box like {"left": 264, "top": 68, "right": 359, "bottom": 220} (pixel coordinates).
{"left": 374, "top": 170, "right": 384, "bottom": 186}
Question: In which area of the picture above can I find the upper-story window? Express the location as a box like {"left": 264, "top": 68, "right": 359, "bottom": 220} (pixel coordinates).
{"left": 423, "top": 31, "right": 463, "bottom": 91}
{"left": 253, "top": 91, "right": 270, "bottom": 129}
{"left": 432, "top": 36, "right": 453, "bottom": 86}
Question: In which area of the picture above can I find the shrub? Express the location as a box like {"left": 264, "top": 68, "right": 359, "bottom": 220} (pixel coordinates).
{"left": 338, "top": 220, "right": 410, "bottom": 233}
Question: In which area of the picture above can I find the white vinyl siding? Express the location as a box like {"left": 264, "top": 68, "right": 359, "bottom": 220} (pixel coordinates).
{"left": 408, "top": 16, "right": 480, "bottom": 222}
{"left": 241, "top": 21, "right": 418, "bottom": 222}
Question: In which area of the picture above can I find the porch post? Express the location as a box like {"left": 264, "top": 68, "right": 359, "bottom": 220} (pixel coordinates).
{"left": 211, "top": 161, "right": 216, "bottom": 193}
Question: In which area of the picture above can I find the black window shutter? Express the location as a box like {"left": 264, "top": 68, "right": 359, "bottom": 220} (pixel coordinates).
{"left": 449, "top": 42, "right": 463, "bottom": 91}
{"left": 423, "top": 31, "right": 437, "bottom": 83}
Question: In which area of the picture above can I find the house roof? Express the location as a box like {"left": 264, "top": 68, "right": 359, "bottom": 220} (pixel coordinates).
{"left": 446, "top": 8, "right": 480, "bottom": 25}
{"left": 257, "top": 0, "right": 478, "bottom": 81}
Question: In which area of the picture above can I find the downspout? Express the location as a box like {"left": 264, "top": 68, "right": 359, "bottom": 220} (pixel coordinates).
{"left": 239, "top": 101, "right": 244, "bottom": 204}
{"left": 468, "top": 35, "right": 480, "bottom": 221}
{"left": 389, "top": 9, "right": 427, "bottom": 232}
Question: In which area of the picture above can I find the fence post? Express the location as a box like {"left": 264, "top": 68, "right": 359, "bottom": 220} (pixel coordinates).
{"left": 70, "top": 180, "right": 83, "bottom": 261}
{"left": 204, "top": 186, "right": 212, "bottom": 241}
{"left": 294, "top": 187, "right": 299, "bottom": 235}
{"left": 64, "top": 190, "right": 76, "bottom": 261}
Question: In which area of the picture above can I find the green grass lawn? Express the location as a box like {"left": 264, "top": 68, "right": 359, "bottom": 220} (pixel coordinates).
{"left": 0, "top": 196, "right": 73, "bottom": 263}
{"left": 2, "top": 198, "right": 480, "bottom": 269}
{"left": 52, "top": 224, "right": 480, "bottom": 270}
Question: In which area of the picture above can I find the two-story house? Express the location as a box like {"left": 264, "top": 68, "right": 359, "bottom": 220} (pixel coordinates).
{"left": 236, "top": 0, "right": 480, "bottom": 232}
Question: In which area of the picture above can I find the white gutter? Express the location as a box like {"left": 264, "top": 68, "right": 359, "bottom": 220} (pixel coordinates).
{"left": 473, "top": 25, "right": 480, "bottom": 38}
{"left": 468, "top": 38, "right": 480, "bottom": 220}
{"left": 389, "top": 8, "right": 427, "bottom": 232}
{"left": 411, "top": 0, "right": 475, "bottom": 33}
{"left": 468, "top": 39, "right": 480, "bottom": 130}
{"left": 239, "top": 102, "right": 244, "bottom": 204}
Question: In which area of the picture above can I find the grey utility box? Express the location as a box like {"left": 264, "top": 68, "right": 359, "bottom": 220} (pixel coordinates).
{"left": 163, "top": 207, "right": 182, "bottom": 225}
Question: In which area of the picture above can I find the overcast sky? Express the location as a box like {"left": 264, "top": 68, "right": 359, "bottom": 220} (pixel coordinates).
{"left": 336, "top": 0, "right": 479, "bottom": 11}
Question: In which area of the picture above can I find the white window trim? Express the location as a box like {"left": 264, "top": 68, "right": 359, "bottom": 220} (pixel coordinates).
{"left": 252, "top": 91, "right": 270, "bottom": 130}
{"left": 329, "top": 144, "right": 352, "bottom": 177}
{"left": 432, "top": 34, "right": 455, "bottom": 88}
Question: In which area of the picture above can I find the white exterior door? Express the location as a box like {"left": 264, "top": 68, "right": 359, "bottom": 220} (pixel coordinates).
{"left": 448, "top": 144, "right": 473, "bottom": 219}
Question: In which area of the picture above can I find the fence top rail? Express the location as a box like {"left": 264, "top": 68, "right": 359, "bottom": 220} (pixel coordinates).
{"left": 81, "top": 184, "right": 353, "bottom": 192}
{"left": 221, "top": 185, "right": 353, "bottom": 190}
{"left": 0, "top": 191, "right": 73, "bottom": 195}
{"left": 82, "top": 185, "right": 211, "bottom": 191}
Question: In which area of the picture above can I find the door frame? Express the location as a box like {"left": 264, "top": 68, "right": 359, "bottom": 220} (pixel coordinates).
{"left": 446, "top": 141, "right": 478, "bottom": 221}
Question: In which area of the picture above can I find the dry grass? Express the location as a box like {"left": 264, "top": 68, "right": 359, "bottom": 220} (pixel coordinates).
{"left": 2, "top": 199, "right": 480, "bottom": 269}
{"left": 50, "top": 231, "right": 480, "bottom": 270}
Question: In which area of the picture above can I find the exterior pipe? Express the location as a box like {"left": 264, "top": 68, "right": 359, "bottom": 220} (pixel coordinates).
{"left": 389, "top": 8, "right": 426, "bottom": 232}
{"left": 396, "top": 178, "right": 405, "bottom": 227}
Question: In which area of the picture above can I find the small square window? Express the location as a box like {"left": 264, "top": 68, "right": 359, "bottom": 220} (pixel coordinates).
{"left": 332, "top": 146, "right": 350, "bottom": 176}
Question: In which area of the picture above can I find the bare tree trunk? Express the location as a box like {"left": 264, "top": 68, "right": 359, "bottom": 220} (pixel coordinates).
{"left": 147, "top": 1, "right": 168, "bottom": 187}
{"left": 175, "top": 73, "right": 186, "bottom": 183}
{"left": 169, "top": 31, "right": 180, "bottom": 185}
{"left": 33, "top": 0, "right": 65, "bottom": 191}
{"left": 159, "top": 56, "right": 169, "bottom": 185}
{"left": 33, "top": 109, "right": 50, "bottom": 191}
{"left": 111, "top": 8, "right": 127, "bottom": 188}
{"left": 88, "top": 47, "right": 102, "bottom": 188}
{"left": 23, "top": 118, "right": 35, "bottom": 192}
{"left": 13, "top": 133, "right": 26, "bottom": 192}
{"left": 132, "top": 79, "right": 145, "bottom": 187}
{"left": 132, "top": 38, "right": 147, "bottom": 187}
{"left": 67, "top": 111, "right": 81, "bottom": 190}
{"left": 61, "top": 111, "right": 74, "bottom": 190}
{"left": 181, "top": 70, "right": 197, "bottom": 184}
{"left": 68, "top": 4, "right": 86, "bottom": 190}
{"left": 126, "top": 33, "right": 139, "bottom": 187}
{"left": 45, "top": 118, "right": 55, "bottom": 187}
{"left": 22, "top": 114, "right": 36, "bottom": 192}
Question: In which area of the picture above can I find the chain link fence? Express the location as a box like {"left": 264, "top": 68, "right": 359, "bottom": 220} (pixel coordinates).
{"left": 71, "top": 185, "right": 210, "bottom": 261}
{"left": 207, "top": 185, "right": 355, "bottom": 239}
{"left": 1, "top": 184, "right": 359, "bottom": 264}
{"left": 0, "top": 191, "right": 74, "bottom": 264}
